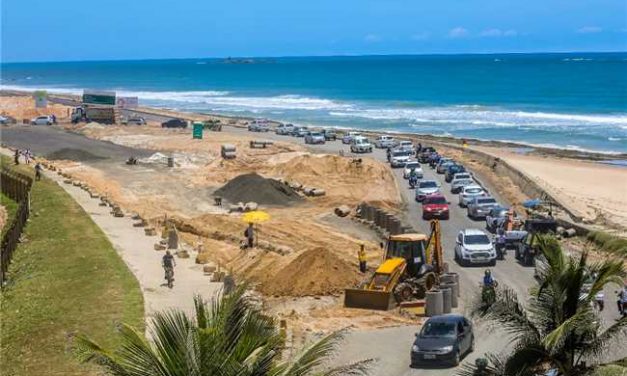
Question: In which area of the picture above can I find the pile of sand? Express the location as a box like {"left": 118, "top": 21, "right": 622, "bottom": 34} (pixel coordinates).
{"left": 267, "top": 154, "right": 401, "bottom": 206}
{"left": 214, "top": 173, "right": 302, "bottom": 206}
{"left": 260, "top": 247, "right": 360, "bottom": 297}
{"left": 47, "top": 148, "right": 106, "bottom": 162}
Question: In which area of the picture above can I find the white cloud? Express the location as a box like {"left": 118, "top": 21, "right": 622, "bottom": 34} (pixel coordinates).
{"left": 480, "top": 28, "right": 503, "bottom": 37}
{"left": 479, "top": 28, "right": 518, "bottom": 37}
{"left": 577, "top": 26, "right": 602, "bottom": 34}
{"left": 364, "top": 34, "right": 382, "bottom": 43}
{"left": 448, "top": 27, "right": 468, "bottom": 38}
{"left": 411, "top": 32, "right": 431, "bottom": 41}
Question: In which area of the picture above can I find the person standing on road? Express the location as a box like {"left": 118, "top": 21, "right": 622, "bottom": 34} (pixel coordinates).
{"left": 162, "top": 250, "right": 176, "bottom": 279}
{"left": 358, "top": 244, "right": 367, "bottom": 273}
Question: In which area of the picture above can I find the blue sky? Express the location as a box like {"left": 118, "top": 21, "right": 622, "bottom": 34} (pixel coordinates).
{"left": 2, "top": 0, "right": 626, "bottom": 62}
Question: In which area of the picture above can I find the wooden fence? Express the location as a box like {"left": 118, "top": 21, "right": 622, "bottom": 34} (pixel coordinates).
{"left": 1, "top": 168, "right": 33, "bottom": 287}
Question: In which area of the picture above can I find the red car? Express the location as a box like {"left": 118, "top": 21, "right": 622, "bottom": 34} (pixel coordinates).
{"left": 422, "top": 194, "right": 450, "bottom": 220}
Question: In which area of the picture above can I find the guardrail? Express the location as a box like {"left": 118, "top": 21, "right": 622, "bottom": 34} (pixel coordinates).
{"left": 1, "top": 168, "right": 33, "bottom": 287}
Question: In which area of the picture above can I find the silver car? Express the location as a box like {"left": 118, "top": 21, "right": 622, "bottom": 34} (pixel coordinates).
{"left": 415, "top": 180, "right": 440, "bottom": 201}
{"left": 467, "top": 196, "right": 499, "bottom": 220}
{"left": 390, "top": 150, "right": 412, "bottom": 168}
{"left": 450, "top": 178, "right": 475, "bottom": 194}
{"left": 304, "top": 131, "right": 325, "bottom": 144}
{"left": 275, "top": 123, "right": 294, "bottom": 135}
{"left": 458, "top": 185, "right": 485, "bottom": 207}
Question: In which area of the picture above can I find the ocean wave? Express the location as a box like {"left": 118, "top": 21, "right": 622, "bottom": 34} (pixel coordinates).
{"left": 329, "top": 107, "right": 627, "bottom": 128}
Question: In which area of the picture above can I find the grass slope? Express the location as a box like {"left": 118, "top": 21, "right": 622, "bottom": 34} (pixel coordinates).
{"left": 0, "top": 160, "right": 144, "bottom": 376}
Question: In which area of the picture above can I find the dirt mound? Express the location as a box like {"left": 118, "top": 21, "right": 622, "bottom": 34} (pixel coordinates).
{"left": 260, "top": 247, "right": 360, "bottom": 297}
{"left": 214, "top": 173, "right": 301, "bottom": 206}
{"left": 47, "top": 148, "right": 106, "bottom": 162}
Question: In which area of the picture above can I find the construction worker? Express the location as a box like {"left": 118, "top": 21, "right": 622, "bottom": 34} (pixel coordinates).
{"left": 244, "top": 223, "right": 254, "bottom": 248}
{"left": 358, "top": 244, "right": 367, "bottom": 273}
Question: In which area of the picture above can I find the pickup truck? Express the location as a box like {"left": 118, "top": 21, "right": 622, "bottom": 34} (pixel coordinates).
{"left": 390, "top": 149, "right": 412, "bottom": 168}
{"left": 275, "top": 123, "right": 294, "bottom": 135}
{"left": 398, "top": 140, "right": 414, "bottom": 154}
{"left": 342, "top": 131, "right": 361, "bottom": 144}
{"left": 374, "top": 135, "right": 398, "bottom": 149}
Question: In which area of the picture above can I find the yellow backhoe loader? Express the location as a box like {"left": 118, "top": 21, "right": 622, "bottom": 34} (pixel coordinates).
{"left": 344, "top": 219, "right": 444, "bottom": 310}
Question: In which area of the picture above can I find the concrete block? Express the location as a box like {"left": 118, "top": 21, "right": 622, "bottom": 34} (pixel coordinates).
{"left": 334, "top": 205, "right": 351, "bottom": 217}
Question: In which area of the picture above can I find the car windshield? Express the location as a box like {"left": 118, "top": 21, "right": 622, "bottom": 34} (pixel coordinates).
{"left": 420, "top": 181, "right": 438, "bottom": 188}
{"left": 455, "top": 174, "right": 471, "bottom": 179}
{"left": 310, "top": 132, "right": 322, "bottom": 136}
{"left": 421, "top": 321, "right": 456, "bottom": 337}
{"left": 455, "top": 179, "right": 473, "bottom": 185}
{"left": 393, "top": 151, "right": 410, "bottom": 157}
{"left": 465, "top": 187, "right": 483, "bottom": 194}
{"left": 425, "top": 196, "right": 447, "bottom": 204}
{"left": 405, "top": 163, "right": 420, "bottom": 169}
{"left": 477, "top": 198, "right": 497, "bottom": 204}
{"left": 465, "top": 234, "right": 491, "bottom": 245}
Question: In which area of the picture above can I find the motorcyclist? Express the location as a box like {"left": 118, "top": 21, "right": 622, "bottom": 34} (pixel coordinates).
{"left": 162, "top": 250, "right": 176, "bottom": 280}
{"left": 495, "top": 229, "right": 506, "bottom": 260}
{"left": 408, "top": 168, "right": 418, "bottom": 188}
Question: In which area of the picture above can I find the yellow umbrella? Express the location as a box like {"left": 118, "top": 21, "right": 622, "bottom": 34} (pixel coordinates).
{"left": 241, "top": 210, "right": 270, "bottom": 224}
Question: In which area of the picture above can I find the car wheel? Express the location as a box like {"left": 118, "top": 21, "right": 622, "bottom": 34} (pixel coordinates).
{"left": 469, "top": 336, "right": 475, "bottom": 353}
{"left": 451, "top": 350, "right": 461, "bottom": 367}
{"left": 489, "top": 259, "right": 497, "bottom": 267}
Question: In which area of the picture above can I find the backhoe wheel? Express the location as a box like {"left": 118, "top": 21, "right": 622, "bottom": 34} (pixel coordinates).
{"left": 394, "top": 282, "right": 414, "bottom": 303}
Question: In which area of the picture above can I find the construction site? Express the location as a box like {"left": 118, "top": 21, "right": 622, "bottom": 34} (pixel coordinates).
{"left": 2, "top": 93, "right": 626, "bottom": 375}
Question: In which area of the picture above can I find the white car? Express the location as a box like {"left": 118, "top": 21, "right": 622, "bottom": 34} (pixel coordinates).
{"left": 403, "top": 161, "right": 424, "bottom": 179}
{"left": 31, "top": 115, "right": 53, "bottom": 125}
{"left": 458, "top": 185, "right": 486, "bottom": 207}
{"left": 454, "top": 229, "right": 497, "bottom": 266}
{"left": 415, "top": 180, "right": 440, "bottom": 201}
{"left": 398, "top": 140, "right": 414, "bottom": 153}
{"left": 374, "top": 135, "right": 398, "bottom": 149}
{"left": 350, "top": 136, "right": 373, "bottom": 153}
{"left": 390, "top": 149, "right": 412, "bottom": 168}
{"left": 275, "top": 123, "right": 294, "bottom": 135}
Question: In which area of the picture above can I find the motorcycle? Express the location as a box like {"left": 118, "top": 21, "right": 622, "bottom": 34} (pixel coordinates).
{"left": 480, "top": 280, "right": 498, "bottom": 305}
{"left": 409, "top": 176, "right": 417, "bottom": 189}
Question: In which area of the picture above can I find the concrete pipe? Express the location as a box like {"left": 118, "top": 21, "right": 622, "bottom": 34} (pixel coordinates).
{"left": 375, "top": 209, "right": 384, "bottom": 227}
{"left": 440, "top": 273, "right": 455, "bottom": 284}
{"left": 167, "top": 156, "right": 174, "bottom": 168}
{"left": 441, "top": 281, "right": 459, "bottom": 308}
{"left": 389, "top": 218, "right": 402, "bottom": 235}
{"left": 384, "top": 213, "right": 395, "bottom": 231}
{"left": 564, "top": 228, "right": 577, "bottom": 238}
{"left": 425, "top": 289, "right": 444, "bottom": 317}
{"left": 441, "top": 287, "right": 452, "bottom": 314}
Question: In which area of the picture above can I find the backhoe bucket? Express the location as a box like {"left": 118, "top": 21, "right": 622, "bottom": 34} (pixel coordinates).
{"left": 344, "top": 288, "right": 396, "bottom": 310}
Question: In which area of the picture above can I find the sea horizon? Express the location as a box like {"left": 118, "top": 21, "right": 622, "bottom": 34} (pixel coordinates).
{"left": 2, "top": 52, "right": 626, "bottom": 153}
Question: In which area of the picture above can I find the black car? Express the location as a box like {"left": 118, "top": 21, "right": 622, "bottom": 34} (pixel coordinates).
{"left": 323, "top": 129, "right": 337, "bottom": 141}
{"left": 418, "top": 147, "right": 436, "bottom": 163}
{"left": 161, "top": 118, "right": 188, "bottom": 128}
{"left": 444, "top": 164, "right": 467, "bottom": 182}
{"left": 411, "top": 314, "right": 474, "bottom": 367}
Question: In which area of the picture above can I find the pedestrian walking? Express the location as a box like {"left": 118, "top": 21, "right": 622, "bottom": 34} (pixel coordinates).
{"left": 358, "top": 243, "right": 367, "bottom": 273}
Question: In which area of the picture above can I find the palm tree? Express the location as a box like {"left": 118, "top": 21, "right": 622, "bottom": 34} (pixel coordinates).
{"left": 459, "top": 235, "right": 627, "bottom": 376}
{"left": 76, "top": 286, "right": 372, "bottom": 376}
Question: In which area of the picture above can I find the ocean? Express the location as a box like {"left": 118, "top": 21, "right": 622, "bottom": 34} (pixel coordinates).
{"left": 2, "top": 53, "right": 626, "bottom": 153}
